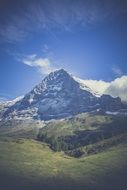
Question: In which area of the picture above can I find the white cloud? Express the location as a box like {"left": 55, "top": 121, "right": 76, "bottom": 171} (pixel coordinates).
{"left": 74, "top": 77, "right": 110, "bottom": 96}
{"left": 80, "top": 79, "right": 110, "bottom": 95}
{"left": 22, "top": 54, "right": 56, "bottom": 75}
{"left": 105, "top": 76, "right": 127, "bottom": 102}
{"left": 76, "top": 75, "right": 127, "bottom": 102}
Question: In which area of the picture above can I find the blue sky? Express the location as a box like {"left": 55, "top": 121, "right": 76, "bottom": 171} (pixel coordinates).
{"left": 0, "top": 0, "right": 127, "bottom": 100}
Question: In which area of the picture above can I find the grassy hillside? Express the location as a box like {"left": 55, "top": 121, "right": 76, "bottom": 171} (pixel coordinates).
{"left": 0, "top": 120, "right": 43, "bottom": 139}
{"left": 0, "top": 113, "right": 127, "bottom": 189}
{"left": 37, "top": 113, "right": 127, "bottom": 153}
{"left": 0, "top": 138, "right": 127, "bottom": 190}
{"left": 39, "top": 113, "right": 113, "bottom": 138}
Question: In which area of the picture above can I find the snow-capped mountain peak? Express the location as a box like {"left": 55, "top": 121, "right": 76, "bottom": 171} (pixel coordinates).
{"left": 22, "top": 69, "right": 79, "bottom": 106}
{"left": 0, "top": 96, "right": 23, "bottom": 106}
{"left": 0, "top": 69, "right": 125, "bottom": 122}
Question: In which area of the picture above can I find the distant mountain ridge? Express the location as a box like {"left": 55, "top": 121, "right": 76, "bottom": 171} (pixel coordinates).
{"left": 0, "top": 69, "right": 126, "bottom": 122}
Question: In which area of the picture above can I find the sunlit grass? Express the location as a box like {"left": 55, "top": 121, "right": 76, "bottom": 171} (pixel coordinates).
{"left": 0, "top": 138, "right": 127, "bottom": 189}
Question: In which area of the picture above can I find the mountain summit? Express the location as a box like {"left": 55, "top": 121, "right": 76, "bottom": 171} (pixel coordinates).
{"left": 0, "top": 69, "right": 125, "bottom": 121}
{"left": 10, "top": 69, "right": 98, "bottom": 120}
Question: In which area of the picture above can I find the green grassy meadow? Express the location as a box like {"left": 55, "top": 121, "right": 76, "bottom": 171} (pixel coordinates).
{"left": 0, "top": 113, "right": 127, "bottom": 189}
{"left": 0, "top": 138, "right": 127, "bottom": 190}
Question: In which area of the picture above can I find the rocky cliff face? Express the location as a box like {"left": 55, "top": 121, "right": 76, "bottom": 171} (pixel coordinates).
{"left": 0, "top": 69, "right": 125, "bottom": 121}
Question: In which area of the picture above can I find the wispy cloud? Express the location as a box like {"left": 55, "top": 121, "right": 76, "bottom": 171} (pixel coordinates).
{"left": 22, "top": 54, "right": 56, "bottom": 75}
{"left": 112, "top": 65, "right": 123, "bottom": 77}
{"left": 0, "top": 25, "right": 27, "bottom": 44}
{"left": 0, "top": 0, "right": 126, "bottom": 44}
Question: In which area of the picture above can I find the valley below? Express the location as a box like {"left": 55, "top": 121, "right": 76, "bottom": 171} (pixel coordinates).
{"left": 0, "top": 112, "right": 127, "bottom": 190}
